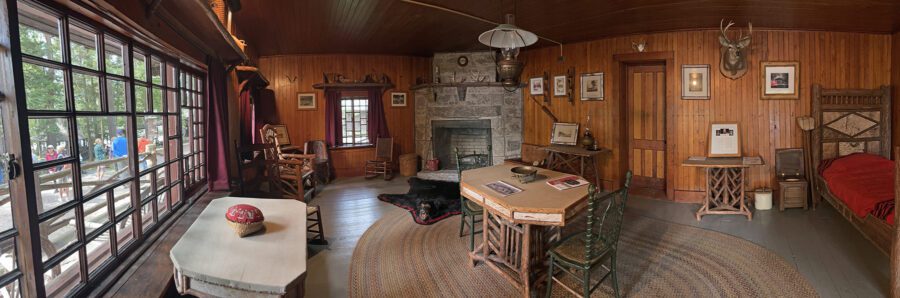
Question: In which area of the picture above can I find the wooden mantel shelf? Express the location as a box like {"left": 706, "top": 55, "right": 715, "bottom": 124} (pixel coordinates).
{"left": 312, "top": 82, "right": 395, "bottom": 90}
{"left": 409, "top": 82, "right": 525, "bottom": 90}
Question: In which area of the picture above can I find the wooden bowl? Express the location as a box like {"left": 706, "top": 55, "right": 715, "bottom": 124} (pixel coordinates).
{"left": 511, "top": 166, "right": 538, "bottom": 183}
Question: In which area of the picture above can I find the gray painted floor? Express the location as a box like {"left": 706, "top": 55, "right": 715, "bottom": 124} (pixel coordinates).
{"left": 305, "top": 177, "right": 888, "bottom": 297}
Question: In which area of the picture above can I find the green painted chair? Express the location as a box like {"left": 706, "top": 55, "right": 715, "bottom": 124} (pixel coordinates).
{"left": 455, "top": 147, "right": 491, "bottom": 251}
{"left": 545, "top": 171, "right": 632, "bottom": 298}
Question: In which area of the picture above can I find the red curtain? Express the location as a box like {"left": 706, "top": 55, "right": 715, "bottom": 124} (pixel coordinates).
{"left": 366, "top": 88, "right": 390, "bottom": 140}
{"left": 324, "top": 89, "right": 342, "bottom": 147}
{"left": 205, "top": 57, "right": 231, "bottom": 191}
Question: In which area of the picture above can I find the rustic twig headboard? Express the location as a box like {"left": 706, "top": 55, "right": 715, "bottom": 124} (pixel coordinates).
{"left": 811, "top": 84, "right": 892, "bottom": 174}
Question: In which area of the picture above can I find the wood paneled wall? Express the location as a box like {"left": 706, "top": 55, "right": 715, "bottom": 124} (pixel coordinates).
{"left": 893, "top": 32, "right": 900, "bottom": 149}
{"left": 257, "top": 54, "right": 430, "bottom": 177}
{"left": 520, "top": 30, "right": 892, "bottom": 201}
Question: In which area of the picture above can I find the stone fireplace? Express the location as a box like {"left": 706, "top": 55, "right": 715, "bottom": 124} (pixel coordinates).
{"left": 431, "top": 119, "right": 492, "bottom": 169}
{"left": 414, "top": 51, "right": 523, "bottom": 180}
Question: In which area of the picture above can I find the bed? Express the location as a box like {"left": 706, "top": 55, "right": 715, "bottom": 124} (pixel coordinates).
{"left": 810, "top": 84, "right": 899, "bottom": 292}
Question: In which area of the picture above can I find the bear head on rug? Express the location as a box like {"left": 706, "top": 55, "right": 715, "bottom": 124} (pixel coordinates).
{"left": 378, "top": 177, "right": 462, "bottom": 225}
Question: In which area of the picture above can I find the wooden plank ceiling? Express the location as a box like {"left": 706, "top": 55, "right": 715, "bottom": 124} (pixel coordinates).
{"left": 233, "top": 0, "right": 900, "bottom": 56}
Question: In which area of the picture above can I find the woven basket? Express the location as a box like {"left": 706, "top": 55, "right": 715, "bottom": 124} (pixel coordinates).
{"left": 227, "top": 220, "right": 263, "bottom": 237}
{"left": 208, "top": 0, "right": 226, "bottom": 25}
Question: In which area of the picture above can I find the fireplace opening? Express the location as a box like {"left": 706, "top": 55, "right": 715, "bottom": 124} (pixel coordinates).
{"left": 432, "top": 119, "right": 492, "bottom": 170}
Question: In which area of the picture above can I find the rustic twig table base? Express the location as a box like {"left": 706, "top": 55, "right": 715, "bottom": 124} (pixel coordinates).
{"left": 682, "top": 157, "right": 764, "bottom": 221}
{"left": 460, "top": 164, "right": 590, "bottom": 297}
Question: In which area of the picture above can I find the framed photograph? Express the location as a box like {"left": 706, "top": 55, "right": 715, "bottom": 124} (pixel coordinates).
{"left": 553, "top": 75, "right": 567, "bottom": 97}
{"left": 761, "top": 62, "right": 799, "bottom": 100}
{"left": 297, "top": 93, "right": 317, "bottom": 110}
{"left": 580, "top": 72, "right": 604, "bottom": 100}
{"left": 682, "top": 64, "right": 710, "bottom": 100}
{"left": 708, "top": 123, "right": 741, "bottom": 157}
{"left": 529, "top": 77, "right": 544, "bottom": 96}
{"left": 550, "top": 122, "right": 579, "bottom": 146}
{"left": 390, "top": 92, "right": 407, "bottom": 107}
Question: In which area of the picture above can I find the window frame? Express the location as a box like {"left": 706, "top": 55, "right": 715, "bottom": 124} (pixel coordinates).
{"left": 339, "top": 96, "right": 370, "bottom": 147}
{"left": 6, "top": 0, "right": 209, "bottom": 296}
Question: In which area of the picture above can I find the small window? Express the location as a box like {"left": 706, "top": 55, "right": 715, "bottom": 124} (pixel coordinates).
{"left": 340, "top": 97, "right": 369, "bottom": 146}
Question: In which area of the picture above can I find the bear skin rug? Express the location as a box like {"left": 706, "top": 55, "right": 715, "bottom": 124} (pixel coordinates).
{"left": 377, "top": 177, "right": 462, "bottom": 225}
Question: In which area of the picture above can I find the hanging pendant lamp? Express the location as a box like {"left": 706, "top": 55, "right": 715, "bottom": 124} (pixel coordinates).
{"left": 477, "top": 15, "right": 538, "bottom": 49}
{"left": 480, "top": 14, "right": 534, "bottom": 88}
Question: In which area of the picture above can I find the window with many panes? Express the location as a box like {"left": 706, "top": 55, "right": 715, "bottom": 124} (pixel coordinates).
{"left": 340, "top": 97, "right": 369, "bottom": 145}
{"left": 180, "top": 72, "right": 205, "bottom": 191}
{"left": 10, "top": 0, "right": 206, "bottom": 296}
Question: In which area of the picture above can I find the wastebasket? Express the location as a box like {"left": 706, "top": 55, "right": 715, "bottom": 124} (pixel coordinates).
{"left": 399, "top": 154, "right": 419, "bottom": 176}
{"left": 754, "top": 188, "right": 773, "bottom": 210}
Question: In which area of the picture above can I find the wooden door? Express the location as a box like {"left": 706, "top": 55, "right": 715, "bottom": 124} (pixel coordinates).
{"left": 626, "top": 64, "right": 666, "bottom": 191}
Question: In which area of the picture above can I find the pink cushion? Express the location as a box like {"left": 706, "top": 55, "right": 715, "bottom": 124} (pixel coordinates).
{"left": 226, "top": 204, "right": 265, "bottom": 224}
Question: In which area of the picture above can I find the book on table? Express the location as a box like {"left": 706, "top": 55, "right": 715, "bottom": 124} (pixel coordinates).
{"left": 484, "top": 181, "right": 523, "bottom": 197}
{"left": 546, "top": 175, "right": 589, "bottom": 190}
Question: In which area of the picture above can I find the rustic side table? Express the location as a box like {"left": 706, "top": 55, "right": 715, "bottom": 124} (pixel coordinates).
{"left": 541, "top": 144, "right": 610, "bottom": 187}
{"left": 682, "top": 156, "right": 764, "bottom": 221}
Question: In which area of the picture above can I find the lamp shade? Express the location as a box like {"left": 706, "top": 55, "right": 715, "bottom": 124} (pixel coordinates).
{"left": 478, "top": 23, "right": 538, "bottom": 49}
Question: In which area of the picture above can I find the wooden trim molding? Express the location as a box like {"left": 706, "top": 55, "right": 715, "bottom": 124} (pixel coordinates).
{"left": 614, "top": 51, "right": 676, "bottom": 201}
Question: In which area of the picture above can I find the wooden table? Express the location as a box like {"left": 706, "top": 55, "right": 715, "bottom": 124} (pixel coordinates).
{"left": 682, "top": 156, "right": 764, "bottom": 221}
{"left": 541, "top": 144, "right": 610, "bottom": 187}
{"left": 170, "top": 197, "right": 307, "bottom": 297}
{"left": 460, "top": 164, "right": 590, "bottom": 297}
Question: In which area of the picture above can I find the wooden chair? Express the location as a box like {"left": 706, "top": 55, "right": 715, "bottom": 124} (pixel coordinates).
{"left": 260, "top": 125, "right": 317, "bottom": 202}
{"left": 304, "top": 140, "right": 333, "bottom": 184}
{"left": 545, "top": 171, "right": 632, "bottom": 298}
{"left": 306, "top": 205, "right": 328, "bottom": 245}
{"left": 232, "top": 140, "right": 272, "bottom": 196}
{"left": 364, "top": 137, "right": 394, "bottom": 180}
{"left": 456, "top": 147, "right": 491, "bottom": 251}
{"left": 259, "top": 124, "right": 302, "bottom": 154}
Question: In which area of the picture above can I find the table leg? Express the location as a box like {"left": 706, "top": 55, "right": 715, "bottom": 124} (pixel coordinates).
{"left": 521, "top": 224, "right": 532, "bottom": 298}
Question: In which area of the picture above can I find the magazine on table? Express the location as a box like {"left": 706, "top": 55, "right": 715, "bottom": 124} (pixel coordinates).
{"left": 546, "top": 175, "right": 589, "bottom": 190}
{"left": 484, "top": 181, "right": 523, "bottom": 197}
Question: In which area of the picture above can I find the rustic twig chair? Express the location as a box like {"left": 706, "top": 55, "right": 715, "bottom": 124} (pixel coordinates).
{"left": 306, "top": 205, "right": 327, "bottom": 245}
{"left": 455, "top": 147, "right": 491, "bottom": 251}
{"left": 364, "top": 137, "right": 394, "bottom": 180}
{"left": 258, "top": 124, "right": 302, "bottom": 154}
{"left": 260, "top": 125, "right": 317, "bottom": 202}
{"left": 304, "top": 140, "right": 333, "bottom": 184}
{"left": 545, "top": 171, "right": 632, "bottom": 298}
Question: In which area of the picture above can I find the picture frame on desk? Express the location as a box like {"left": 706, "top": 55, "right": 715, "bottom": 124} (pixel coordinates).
{"left": 708, "top": 123, "right": 741, "bottom": 157}
{"left": 550, "top": 122, "right": 579, "bottom": 146}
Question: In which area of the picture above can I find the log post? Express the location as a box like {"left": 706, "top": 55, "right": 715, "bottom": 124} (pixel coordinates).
{"left": 892, "top": 146, "right": 900, "bottom": 297}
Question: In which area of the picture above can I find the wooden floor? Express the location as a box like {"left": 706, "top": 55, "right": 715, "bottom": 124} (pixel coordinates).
{"left": 105, "top": 176, "right": 888, "bottom": 297}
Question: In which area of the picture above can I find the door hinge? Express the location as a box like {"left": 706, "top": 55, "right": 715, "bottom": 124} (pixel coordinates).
{"left": 6, "top": 153, "right": 19, "bottom": 180}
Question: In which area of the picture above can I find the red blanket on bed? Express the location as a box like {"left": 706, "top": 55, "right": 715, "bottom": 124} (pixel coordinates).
{"left": 821, "top": 153, "right": 895, "bottom": 224}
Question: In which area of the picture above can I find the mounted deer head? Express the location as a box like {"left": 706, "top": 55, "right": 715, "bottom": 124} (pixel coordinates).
{"left": 719, "top": 19, "right": 752, "bottom": 80}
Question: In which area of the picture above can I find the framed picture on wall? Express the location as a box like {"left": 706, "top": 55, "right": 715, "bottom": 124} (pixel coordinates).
{"left": 761, "top": 62, "right": 799, "bottom": 100}
{"left": 708, "top": 123, "right": 741, "bottom": 157}
{"left": 529, "top": 77, "right": 544, "bottom": 96}
{"left": 553, "top": 75, "right": 567, "bottom": 97}
{"left": 550, "top": 122, "right": 579, "bottom": 146}
{"left": 390, "top": 92, "right": 407, "bottom": 107}
{"left": 297, "top": 93, "right": 317, "bottom": 110}
{"left": 681, "top": 64, "right": 710, "bottom": 100}
{"left": 580, "top": 72, "right": 604, "bottom": 100}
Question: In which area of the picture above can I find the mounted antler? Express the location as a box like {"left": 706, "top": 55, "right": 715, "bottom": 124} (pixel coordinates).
{"left": 720, "top": 19, "right": 735, "bottom": 43}
{"left": 719, "top": 19, "right": 752, "bottom": 80}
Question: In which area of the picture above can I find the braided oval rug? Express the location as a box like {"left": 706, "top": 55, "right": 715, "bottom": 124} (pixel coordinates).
{"left": 350, "top": 209, "right": 817, "bottom": 297}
